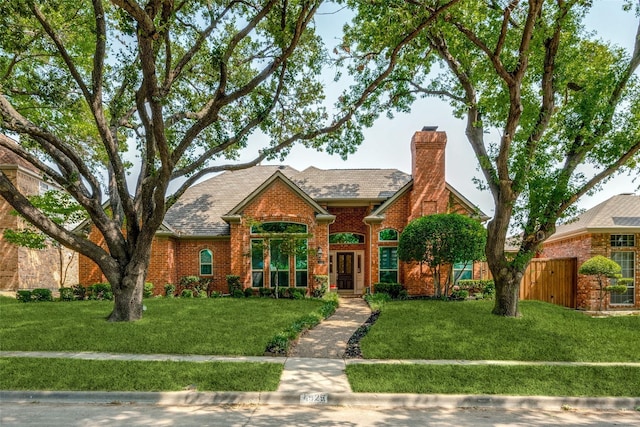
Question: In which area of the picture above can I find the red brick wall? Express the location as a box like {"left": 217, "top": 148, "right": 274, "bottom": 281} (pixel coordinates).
{"left": 542, "top": 233, "right": 640, "bottom": 310}
{"left": 174, "top": 239, "right": 230, "bottom": 294}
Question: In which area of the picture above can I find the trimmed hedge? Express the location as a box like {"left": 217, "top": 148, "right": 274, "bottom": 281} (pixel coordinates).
{"left": 373, "top": 283, "right": 405, "bottom": 299}
{"left": 456, "top": 280, "right": 495, "bottom": 297}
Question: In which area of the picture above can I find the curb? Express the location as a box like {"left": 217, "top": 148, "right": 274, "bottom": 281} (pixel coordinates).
{"left": 2, "top": 390, "right": 638, "bottom": 411}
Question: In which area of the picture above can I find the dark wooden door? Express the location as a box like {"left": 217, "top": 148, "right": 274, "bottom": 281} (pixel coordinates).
{"left": 337, "top": 252, "right": 354, "bottom": 290}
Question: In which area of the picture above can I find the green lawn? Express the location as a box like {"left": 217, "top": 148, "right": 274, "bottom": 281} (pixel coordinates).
{"left": 0, "top": 296, "right": 324, "bottom": 356}
{"left": 360, "top": 300, "right": 640, "bottom": 362}
{"left": 347, "top": 364, "right": 640, "bottom": 397}
{"left": 0, "top": 358, "right": 282, "bottom": 392}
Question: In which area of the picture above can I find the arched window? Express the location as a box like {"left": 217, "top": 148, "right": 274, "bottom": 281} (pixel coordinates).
{"left": 379, "top": 229, "right": 398, "bottom": 241}
{"left": 251, "top": 222, "right": 307, "bottom": 234}
{"left": 199, "top": 249, "right": 213, "bottom": 275}
{"left": 329, "top": 233, "right": 365, "bottom": 244}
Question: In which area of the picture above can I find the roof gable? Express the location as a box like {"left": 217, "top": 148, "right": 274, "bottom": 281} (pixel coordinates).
{"left": 226, "top": 170, "right": 331, "bottom": 217}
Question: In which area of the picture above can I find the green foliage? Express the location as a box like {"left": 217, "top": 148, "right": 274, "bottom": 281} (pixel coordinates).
{"left": 259, "top": 288, "right": 273, "bottom": 298}
{"left": 143, "top": 283, "right": 154, "bottom": 299}
{"left": 31, "top": 288, "right": 53, "bottom": 302}
{"left": 72, "top": 285, "right": 86, "bottom": 301}
{"left": 579, "top": 256, "right": 623, "bottom": 311}
{"left": 457, "top": 280, "right": 495, "bottom": 298}
{"left": 231, "top": 289, "right": 244, "bottom": 298}
{"left": 16, "top": 290, "right": 32, "bottom": 303}
{"left": 373, "top": 282, "right": 405, "bottom": 299}
{"left": 226, "top": 275, "right": 242, "bottom": 295}
{"left": 364, "top": 292, "right": 391, "bottom": 311}
{"left": 451, "top": 288, "right": 469, "bottom": 300}
{"left": 312, "top": 275, "right": 329, "bottom": 298}
{"left": 398, "top": 214, "right": 486, "bottom": 298}
{"left": 181, "top": 289, "right": 194, "bottom": 298}
{"left": 244, "top": 287, "right": 255, "bottom": 298}
{"left": 164, "top": 283, "right": 176, "bottom": 298}
{"left": 87, "top": 283, "right": 113, "bottom": 301}
{"left": 180, "top": 276, "right": 209, "bottom": 298}
{"left": 606, "top": 284, "right": 629, "bottom": 294}
{"left": 58, "top": 287, "right": 74, "bottom": 302}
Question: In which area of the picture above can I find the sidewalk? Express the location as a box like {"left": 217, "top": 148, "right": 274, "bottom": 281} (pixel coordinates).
{"left": 2, "top": 297, "right": 639, "bottom": 410}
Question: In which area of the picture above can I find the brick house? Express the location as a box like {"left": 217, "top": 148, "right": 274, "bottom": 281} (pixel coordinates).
{"left": 0, "top": 148, "right": 79, "bottom": 292}
{"left": 79, "top": 128, "right": 488, "bottom": 296}
{"left": 541, "top": 194, "right": 640, "bottom": 310}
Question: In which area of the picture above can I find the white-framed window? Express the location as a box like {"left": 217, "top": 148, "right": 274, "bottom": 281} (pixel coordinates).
{"left": 379, "top": 228, "right": 398, "bottom": 241}
{"left": 295, "top": 239, "right": 308, "bottom": 287}
{"left": 453, "top": 261, "right": 473, "bottom": 283}
{"left": 199, "top": 249, "right": 213, "bottom": 275}
{"left": 611, "top": 234, "right": 635, "bottom": 247}
{"left": 379, "top": 246, "right": 398, "bottom": 283}
{"left": 251, "top": 239, "right": 264, "bottom": 287}
{"left": 610, "top": 251, "right": 635, "bottom": 305}
{"left": 270, "top": 239, "right": 289, "bottom": 288}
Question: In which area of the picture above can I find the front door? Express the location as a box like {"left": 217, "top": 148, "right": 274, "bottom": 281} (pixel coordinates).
{"left": 337, "top": 252, "right": 354, "bottom": 290}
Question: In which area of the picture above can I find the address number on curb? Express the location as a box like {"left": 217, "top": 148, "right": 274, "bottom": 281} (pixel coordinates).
{"left": 300, "top": 393, "right": 329, "bottom": 404}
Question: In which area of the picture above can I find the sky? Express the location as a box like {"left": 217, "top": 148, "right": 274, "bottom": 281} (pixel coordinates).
{"left": 250, "top": 1, "right": 639, "bottom": 218}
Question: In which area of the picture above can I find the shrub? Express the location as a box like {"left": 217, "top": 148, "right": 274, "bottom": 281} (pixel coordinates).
{"left": 291, "top": 289, "right": 305, "bottom": 300}
{"left": 88, "top": 283, "right": 113, "bottom": 300}
{"left": 209, "top": 291, "right": 222, "bottom": 298}
{"left": 374, "top": 282, "right": 405, "bottom": 299}
{"left": 143, "top": 282, "right": 154, "bottom": 298}
{"left": 72, "top": 284, "right": 86, "bottom": 300}
{"left": 181, "top": 289, "right": 193, "bottom": 298}
{"left": 164, "top": 283, "right": 176, "bottom": 298}
{"left": 259, "top": 288, "right": 272, "bottom": 298}
{"left": 59, "top": 287, "right": 74, "bottom": 302}
{"left": 365, "top": 292, "right": 391, "bottom": 311}
{"left": 232, "top": 289, "right": 244, "bottom": 298}
{"left": 244, "top": 287, "right": 254, "bottom": 298}
{"left": 16, "top": 290, "right": 32, "bottom": 303}
{"left": 605, "top": 284, "right": 629, "bottom": 294}
{"left": 456, "top": 280, "right": 495, "bottom": 295}
{"left": 226, "top": 275, "right": 242, "bottom": 295}
{"left": 30, "top": 288, "right": 53, "bottom": 302}
{"left": 451, "top": 288, "right": 469, "bottom": 300}
{"left": 312, "top": 275, "right": 329, "bottom": 298}
{"left": 179, "top": 276, "right": 209, "bottom": 297}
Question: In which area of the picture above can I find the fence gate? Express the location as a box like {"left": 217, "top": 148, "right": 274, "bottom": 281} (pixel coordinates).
{"left": 520, "top": 258, "right": 577, "bottom": 308}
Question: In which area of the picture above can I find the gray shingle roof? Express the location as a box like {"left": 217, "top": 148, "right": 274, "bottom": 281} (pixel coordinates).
{"left": 164, "top": 165, "right": 412, "bottom": 236}
{"left": 547, "top": 194, "right": 640, "bottom": 241}
{"left": 292, "top": 167, "right": 411, "bottom": 200}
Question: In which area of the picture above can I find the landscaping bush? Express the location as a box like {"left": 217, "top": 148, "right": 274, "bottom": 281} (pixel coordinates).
{"left": 16, "top": 290, "right": 32, "bottom": 303}
{"left": 450, "top": 287, "right": 469, "bottom": 300}
{"left": 374, "top": 282, "right": 405, "bottom": 299}
{"left": 227, "top": 275, "right": 242, "bottom": 295}
{"left": 72, "top": 284, "right": 86, "bottom": 300}
{"left": 244, "top": 287, "right": 254, "bottom": 298}
{"left": 259, "top": 288, "right": 272, "bottom": 298}
{"left": 31, "top": 288, "right": 53, "bottom": 302}
{"left": 365, "top": 292, "right": 391, "bottom": 311}
{"left": 311, "top": 275, "right": 329, "bottom": 298}
{"left": 456, "top": 279, "right": 495, "bottom": 298}
{"left": 143, "top": 282, "right": 154, "bottom": 298}
{"left": 59, "top": 287, "right": 74, "bottom": 302}
{"left": 232, "top": 289, "right": 244, "bottom": 298}
{"left": 181, "top": 289, "right": 194, "bottom": 298}
{"left": 164, "top": 283, "right": 176, "bottom": 298}
{"left": 88, "top": 283, "right": 113, "bottom": 300}
{"left": 179, "top": 276, "right": 209, "bottom": 297}
{"left": 291, "top": 289, "right": 305, "bottom": 300}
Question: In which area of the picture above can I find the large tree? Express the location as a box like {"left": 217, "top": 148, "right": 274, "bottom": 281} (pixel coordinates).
{"left": 0, "top": 1, "right": 457, "bottom": 321}
{"left": 344, "top": 0, "right": 640, "bottom": 316}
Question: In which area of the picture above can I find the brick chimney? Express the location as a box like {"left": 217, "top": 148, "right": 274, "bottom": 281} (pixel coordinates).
{"left": 410, "top": 127, "right": 447, "bottom": 220}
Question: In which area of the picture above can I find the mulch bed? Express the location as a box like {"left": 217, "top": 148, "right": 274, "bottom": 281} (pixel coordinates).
{"left": 343, "top": 310, "right": 380, "bottom": 359}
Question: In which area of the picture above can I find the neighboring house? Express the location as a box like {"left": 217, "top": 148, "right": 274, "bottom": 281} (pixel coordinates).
{"left": 79, "top": 128, "right": 488, "bottom": 296}
{"left": 542, "top": 194, "right": 640, "bottom": 310}
{"left": 0, "top": 147, "right": 79, "bottom": 292}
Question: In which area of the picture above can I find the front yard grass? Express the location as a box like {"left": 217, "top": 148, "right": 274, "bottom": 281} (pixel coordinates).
{"left": 0, "top": 296, "right": 324, "bottom": 355}
{"left": 360, "top": 300, "right": 640, "bottom": 362}
{"left": 0, "top": 358, "right": 281, "bottom": 392}
{"left": 347, "top": 364, "right": 640, "bottom": 397}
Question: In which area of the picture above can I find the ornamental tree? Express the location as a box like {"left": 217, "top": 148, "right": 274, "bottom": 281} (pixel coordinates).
{"left": 0, "top": 1, "right": 454, "bottom": 321}
{"left": 578, "top": 255, "right": 622, "bottom": 311}
{"left": 343, "top": 0, "right": 640, "bottom": 316}
{"left": 398, "top": 213, "right": 486, "bottom": 298}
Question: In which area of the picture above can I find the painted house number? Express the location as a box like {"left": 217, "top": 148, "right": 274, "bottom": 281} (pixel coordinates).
{"left": 300, "top": 393, "right": 329, "bottom": 404}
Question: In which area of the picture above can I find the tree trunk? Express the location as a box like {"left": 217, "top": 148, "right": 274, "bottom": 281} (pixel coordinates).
{"left": 492, "top": 269, "right": 522, "bottom": 317}
{"left": 106, "top": 258, "right": 149, "bottom": 322}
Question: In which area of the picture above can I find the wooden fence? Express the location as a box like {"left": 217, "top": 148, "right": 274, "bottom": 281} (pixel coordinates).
{"left": 519, "top": 257, "right": 577, "bottom": 308}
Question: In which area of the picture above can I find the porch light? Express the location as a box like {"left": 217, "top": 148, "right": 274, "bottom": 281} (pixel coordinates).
{"left": 317, "top": 246, "right": 324, "bottom": 264}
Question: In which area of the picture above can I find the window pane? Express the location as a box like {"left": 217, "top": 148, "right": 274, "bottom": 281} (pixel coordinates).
{"left": 379, "top": 229, "right": 398, "bottom": 241}
{"left": 252, "top": 272, "right": 264, "bottom": 288}
{"left": 251, "top": 240, "right": 264, "bottom": 269}
{"left": 380, "top": 247, "right": 398, "bottom": 269}
{"left": 200, "top": 250, "right": 212, "bottom": 264}
{"left": 199, "top": 250, "right": 212, "bottom": 275}
{"left": 200, "top": 265, "right": 212, "bottom": 275}
{"left": 270, "top": 240, "right": 289, "bottom": 269}
{"left": 611, "top": 251, "right": 635, "bottom": 305}
{"left": 379, "top": 271, "right": 397, "bottom": 283}
{"left": 271, "top": 271, "right": 289, "bottom": 287}
{"left": 296, "top": 271, "right": 308, "bottom": 287}
{"left": 329, "top": 233, "right": 365, "bottom": 244}
{"left": 611, "top": 234, "right": 635, "bottom": 247}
